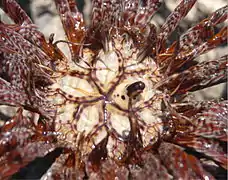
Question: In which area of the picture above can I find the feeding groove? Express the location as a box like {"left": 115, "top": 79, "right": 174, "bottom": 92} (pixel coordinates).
{"left": 48, "top": 36, "right": 164, "bottom": 160}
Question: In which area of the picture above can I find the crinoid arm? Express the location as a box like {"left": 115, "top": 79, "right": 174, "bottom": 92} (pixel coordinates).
{"left": 1, "top": 0, "right": 67, "bottom": 64}
{"left": 157, "top": 6, "right": 227, "bottom": 75}
{"left": 158, "top": 55, "right": 228, "bottom": 94}
{"left": 54, "top": 0, "right": 86, "bottom": 61}
{"left": 156, "top": 0, "right": 197, "bottom": 53}
{"left": 172, "top": 101, "right": 228, "bottom": 169}
{"left": 0, "top": 108, "right": 56, "bottom": 179}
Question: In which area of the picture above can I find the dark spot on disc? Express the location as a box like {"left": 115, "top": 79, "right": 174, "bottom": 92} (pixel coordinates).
{"left": 121, "top": 95, "right": 126, "bottom": 100}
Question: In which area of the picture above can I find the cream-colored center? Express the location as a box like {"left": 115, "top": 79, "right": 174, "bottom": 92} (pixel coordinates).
{"left": 48, "top": 36, "right": 163, "bottom": 160}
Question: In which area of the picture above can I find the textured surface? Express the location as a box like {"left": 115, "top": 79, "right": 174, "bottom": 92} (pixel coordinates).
{"left": 0, "top": 0, "right": 227, "bottom": 179}
{"left": 0, "top": 0, "right": 227, "bottom": 121}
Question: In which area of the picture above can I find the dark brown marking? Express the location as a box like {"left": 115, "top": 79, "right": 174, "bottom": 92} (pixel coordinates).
{"left": 88, "top": 136, "right": 108, "bottom": 171}
{"left": 126, "top": 81, "right": 145, "bottom": 97}
{"left": 121, "top": 95, "right": 126, "bottom": 100}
